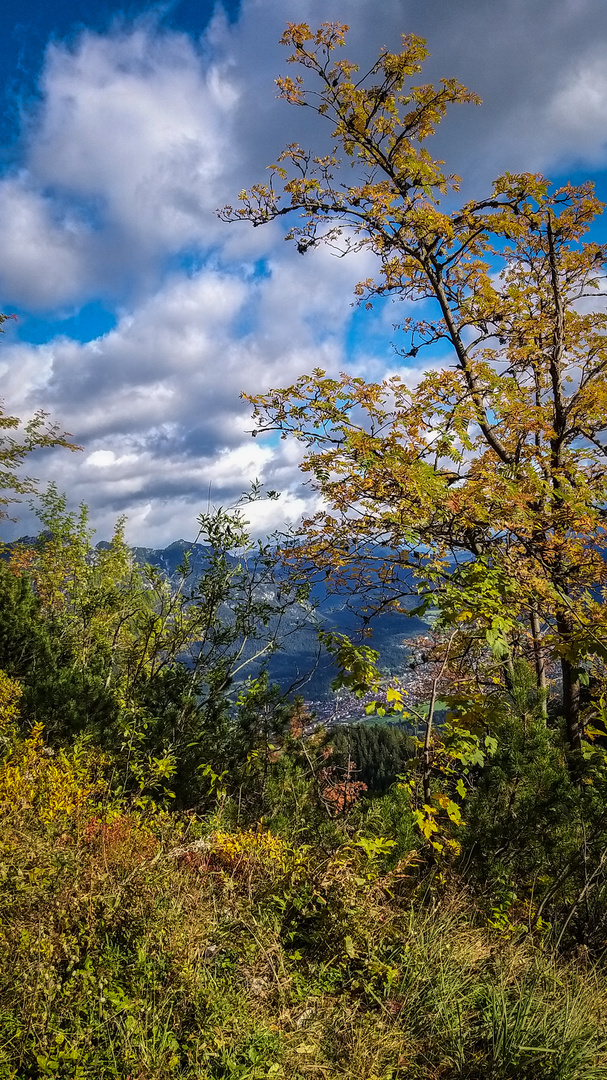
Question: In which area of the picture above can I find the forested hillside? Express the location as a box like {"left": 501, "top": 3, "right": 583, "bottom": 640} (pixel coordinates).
{"left": 129, "top": 538, "right": 428, "bottom": 700}
{"left": 2, "top": 23, "right": 607, "bottom": 1079}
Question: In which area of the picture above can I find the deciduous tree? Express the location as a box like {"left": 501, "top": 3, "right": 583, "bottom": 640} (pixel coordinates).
{"left": 0, "top": 314, "right": 79, "bottom": 520}
{"left": 222, "top": 22, "right": 607, "bottom": 755}
{"left": 4, "top": 485, "right": 314, "bottom": 804}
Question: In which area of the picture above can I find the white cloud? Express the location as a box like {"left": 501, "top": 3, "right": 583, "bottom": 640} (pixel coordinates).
{"left": 2, "top": 0, "right": 607, "bottom": 312}
{"left": 0, "top": 177, "right": 92, "bottom": 308}
{"left": 1, "top": 248, "right": 364, "bottom": 543}
{"left": 0, "top": 18, "right": 245, "bottom": 310}
{"left": 4, "top": 0, "right": 607, "bottom": 544}
{"left": 544, "top": 52, "right": 607, "bottom": 166}
{"left": 30, "top": 24, "right": 236, "bottom": 249}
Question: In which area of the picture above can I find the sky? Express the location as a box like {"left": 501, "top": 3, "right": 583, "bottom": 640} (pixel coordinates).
{"left": 2, "top": 0, "right": 607, "bottom": 545}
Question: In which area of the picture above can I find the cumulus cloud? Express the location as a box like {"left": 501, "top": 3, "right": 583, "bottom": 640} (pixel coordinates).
{"left": 0, "top": 177, "right": 93, "bottom": 308}
{"left": 30, "top": 24, "right": 237, "bottom": 246}
{"left": 0, "top": 16, "right": 245, "bottom": 310}
{"left": 0, "top": 241, "right": 371, "bottom": 543}
{"left": 3, "top": 0, "right": 607, "bottom": 543}
{"left": 542, "top": 49, "right": 607, "bottom": 167}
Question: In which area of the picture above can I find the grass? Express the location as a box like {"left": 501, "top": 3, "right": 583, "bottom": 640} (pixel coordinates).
{"left": 0, "top": 730, "right": 606, "bottom": 1078}
{"left": 1, "top": 814, "right": 607, "bottom": 1078}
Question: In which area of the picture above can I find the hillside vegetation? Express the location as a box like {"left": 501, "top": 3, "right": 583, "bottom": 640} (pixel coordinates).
{"left": 1, "top": 496, "right": 607, "bottom": 1078}
{"left": 4, "top": 20, "right": 607, "bottom": 1078}
{"left": 2, "top": 682, "right": 607, "bottom": 1080}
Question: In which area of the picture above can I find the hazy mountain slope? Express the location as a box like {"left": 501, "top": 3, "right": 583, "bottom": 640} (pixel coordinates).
{"left": 132, "top": 540, "right": 428, "bottom": 699}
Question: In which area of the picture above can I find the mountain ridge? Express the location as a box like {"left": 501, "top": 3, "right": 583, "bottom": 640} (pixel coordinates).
{"left": 8, "top": 534, "right": 428, "bottom": 703}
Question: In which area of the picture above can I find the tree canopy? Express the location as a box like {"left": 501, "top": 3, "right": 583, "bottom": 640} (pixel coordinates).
{"left": 0, "top": 313, "right": 79, "bottom": 522}
{"left": 222, "top": 22, "right": 607, "bottom": 756}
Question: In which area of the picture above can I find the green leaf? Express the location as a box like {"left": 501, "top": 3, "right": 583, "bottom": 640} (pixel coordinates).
{"left": 344, "top": 935, "right": 356, "bottom": 959}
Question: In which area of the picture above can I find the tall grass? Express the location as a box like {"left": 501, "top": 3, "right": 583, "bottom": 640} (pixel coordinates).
{"left": 0, "top": 729, "right": 606, "bottom": 1078}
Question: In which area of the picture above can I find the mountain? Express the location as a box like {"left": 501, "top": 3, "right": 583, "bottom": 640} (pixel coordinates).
{"left": 131, "top": 539, "right": 428, "bottom": 702}
{"left": 5, "top": 534, "right": 428, "bottom": 705}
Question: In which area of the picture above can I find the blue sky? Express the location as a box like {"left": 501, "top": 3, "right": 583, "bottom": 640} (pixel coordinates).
{"left": 2, "top": 0, "right": 607, "bottom": 544}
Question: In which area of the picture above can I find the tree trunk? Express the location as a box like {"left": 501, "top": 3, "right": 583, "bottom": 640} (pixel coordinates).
{"left": 421, "top": 633, "right": 456, "bottom": 807}
{"left": 422, "top": 681, "right": 438, "bottom": 809}
{"left": 530, "top": 608, "right": 548, "bottom": 721}
{"left": 556, "top": 611, "right": 582, "bottom": 752}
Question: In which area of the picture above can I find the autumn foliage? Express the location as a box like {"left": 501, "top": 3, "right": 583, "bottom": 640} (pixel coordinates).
{"left": 3, "top": 21, "right": 607, "bottom": 1078}
{"left": 224, "top": 22, "right": 607, "bottom": 759}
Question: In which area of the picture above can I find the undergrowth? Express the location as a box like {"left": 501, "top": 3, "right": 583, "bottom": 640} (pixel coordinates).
{"left": 0, "top": 722, "right": 606, "bottom": 1079}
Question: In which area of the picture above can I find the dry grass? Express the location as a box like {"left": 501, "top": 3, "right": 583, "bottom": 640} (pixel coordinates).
{"left": 0, "top": 746, "right": 606, "bottom": 1079}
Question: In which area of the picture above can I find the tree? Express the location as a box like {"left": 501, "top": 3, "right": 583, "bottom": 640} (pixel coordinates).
{"left": 4, "top": 485, "right": 314, "bottom": 804}
{"left": 329, "top": 722, "right": 415, "bottom": 793}
{"left": 222, "top": 22, "right": 607, "bottom": 755}
{"left": 0, "top": 315, "right": 79, "bottom": 521}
